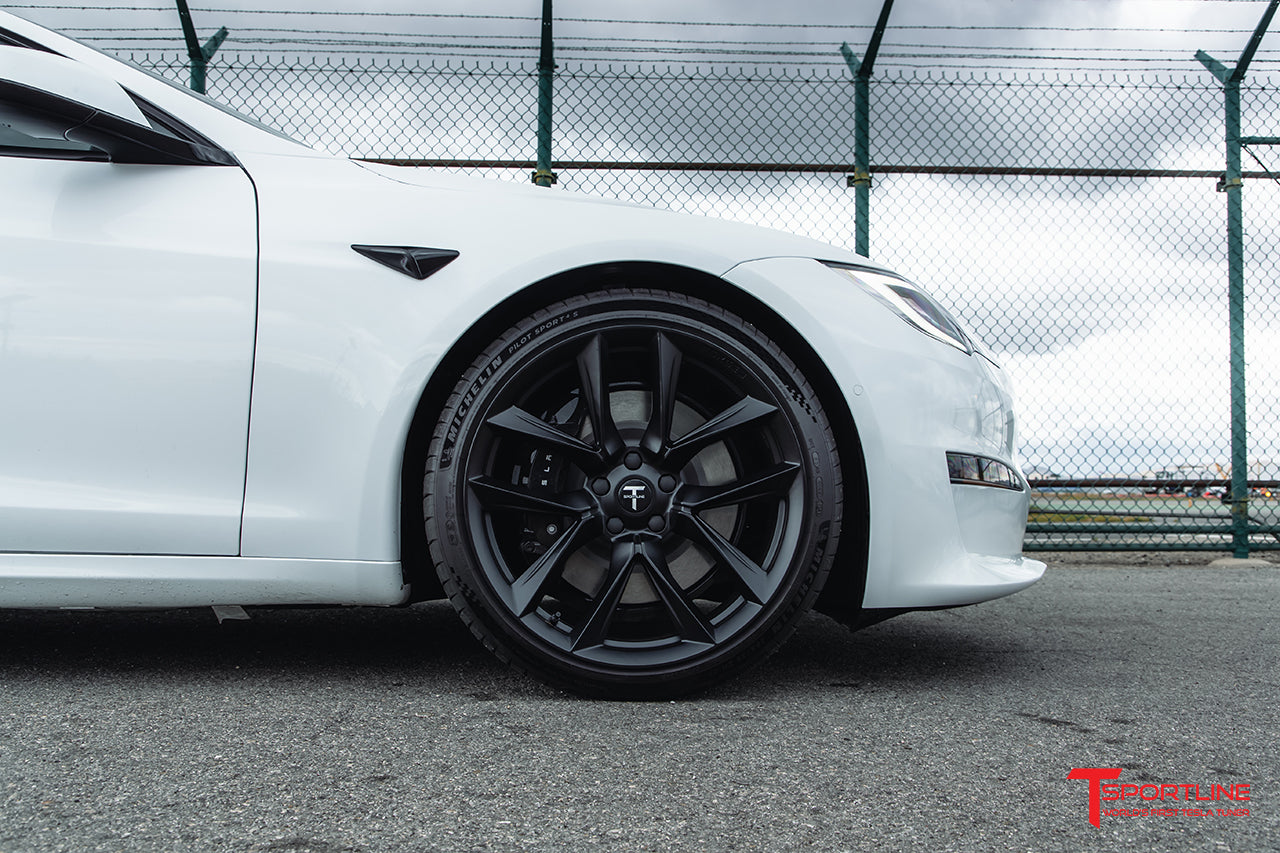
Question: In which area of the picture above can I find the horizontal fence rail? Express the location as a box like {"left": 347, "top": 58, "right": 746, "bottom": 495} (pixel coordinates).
{"left": 361, "top": 158, "right": 1276, "bottom": 180}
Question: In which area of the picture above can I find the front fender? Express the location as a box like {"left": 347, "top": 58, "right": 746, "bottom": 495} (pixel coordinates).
{"left": 238, "top": 153, "right": 859, "bottom": 560}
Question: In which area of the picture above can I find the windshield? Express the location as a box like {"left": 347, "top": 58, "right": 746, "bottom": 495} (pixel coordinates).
{"left": 2, "top": 17, "right": 307, "bottom": 147}
{"left": 117, "top": 54, "right": 305, "bottom": 145}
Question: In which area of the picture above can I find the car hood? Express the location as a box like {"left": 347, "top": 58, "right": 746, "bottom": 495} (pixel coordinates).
{"left": 350, "top": 159, "right": 878, "bottom": 274}
{"left": 356, "top": 161, "right": 642, "bottom": 209}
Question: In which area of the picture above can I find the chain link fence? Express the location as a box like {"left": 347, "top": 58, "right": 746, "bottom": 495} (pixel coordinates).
{"left": 135, "top": 52, "right": 1280, "bottom": 551}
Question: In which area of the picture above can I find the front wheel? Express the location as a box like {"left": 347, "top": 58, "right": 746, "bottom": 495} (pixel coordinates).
{"left": 424, "top": 287, "right": 842, "bottom": 698}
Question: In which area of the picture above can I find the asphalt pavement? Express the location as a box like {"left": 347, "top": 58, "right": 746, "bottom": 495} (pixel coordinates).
{"left": 1, "top": 552, "right": 1276, "bottom": 852}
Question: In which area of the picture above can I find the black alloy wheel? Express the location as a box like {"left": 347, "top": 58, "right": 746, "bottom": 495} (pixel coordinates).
{"left": 425, "top": 287, "right": 842, "bottom": 698}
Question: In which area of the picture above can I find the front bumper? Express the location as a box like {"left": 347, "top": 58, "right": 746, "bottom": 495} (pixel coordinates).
{"left": 721, "top": 256, "right": 1045, "bottom": 610}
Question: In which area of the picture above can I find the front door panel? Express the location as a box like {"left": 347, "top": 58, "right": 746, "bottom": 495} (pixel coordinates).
{"left": 0, "top": 157, "right": 256, "bottom": 555}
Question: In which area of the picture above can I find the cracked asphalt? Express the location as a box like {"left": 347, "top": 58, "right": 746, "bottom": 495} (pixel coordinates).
{"left": 1, "top": 553, "right": 1276, "bottom": 852}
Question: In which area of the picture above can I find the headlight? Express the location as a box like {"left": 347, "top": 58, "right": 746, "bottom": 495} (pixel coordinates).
{"left": 823, "top": 261, "right": 973, "bottom": 354}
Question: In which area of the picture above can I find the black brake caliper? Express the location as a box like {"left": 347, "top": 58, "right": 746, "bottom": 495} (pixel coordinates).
{"left": 519, "top": 447, "right": 571, "bottom": 559}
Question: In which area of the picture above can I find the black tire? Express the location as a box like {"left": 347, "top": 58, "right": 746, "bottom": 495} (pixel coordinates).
{"left": 424, "top": 286, "right": 842, "bottom": 698}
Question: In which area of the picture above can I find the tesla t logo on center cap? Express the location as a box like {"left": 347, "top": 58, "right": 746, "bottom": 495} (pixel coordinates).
{"left": 618, "top": 479, "right": 652, "bottom": 513}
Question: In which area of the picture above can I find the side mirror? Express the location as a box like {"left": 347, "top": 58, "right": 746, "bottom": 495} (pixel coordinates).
{"left": 0, "top": 46, "right": 233, "bottom": 165}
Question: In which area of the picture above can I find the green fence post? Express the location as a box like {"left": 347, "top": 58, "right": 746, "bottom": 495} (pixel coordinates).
{"left": 1197, "top": 0, "right": 1279, "bottom": 558}
{"left": 532, "top": 0, "right": 557, "bottom": 187}
{"left": 1226, "top": 77, "right": 1250, "bottom": 558}
{"left": 174, "top": 0, "right": 227, "bottom": 94}
{"left": 839, "top": 0, "right": 894, "bottom": 258}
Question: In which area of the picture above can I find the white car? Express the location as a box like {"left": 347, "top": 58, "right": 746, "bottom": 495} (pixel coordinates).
{"left": 0, "top": 12, "right": 1043, "bottom": 698}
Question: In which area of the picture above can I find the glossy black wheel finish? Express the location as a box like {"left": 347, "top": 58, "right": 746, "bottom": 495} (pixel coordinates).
{"left": 425, "top": 288, "right": 841, "bottom": 698}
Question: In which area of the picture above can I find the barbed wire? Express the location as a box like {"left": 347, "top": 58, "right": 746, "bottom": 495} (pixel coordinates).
{"left": 42, "top": 26, "right": 1278, "bottom": 43}
{"left": 12, "top": 3, "right": 1279, "bottom": 72}
{"left": 79, "top": 47, "right": 1280, "bottom": 69}
{"left": 5, "top": 3, "right": 1273, "bottom": 35}
{"left": 61, "top": 27, "right": 1280, "bottom": 59}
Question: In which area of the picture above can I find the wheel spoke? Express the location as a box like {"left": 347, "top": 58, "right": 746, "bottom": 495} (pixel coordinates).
{"left": 486, "top": 406, "right": 603, "bottom": 468}
{"left": 576, "top": 334, "right": 624, "bottom": 457}
{"left": 663, "top": 396, "right": 778, "bottom": 469}
{"left": 679, "top": 461, "right": 801, "bottom": 511}
{"left": 468, "top": 475, "right": 592, "bottom": 516}
{"left": 570, "top": 540, "right": 637, "bottom": 652}
{"left": 510, "top": 517, "right": 598, "bottom": 616}
{"left": 636, "top": 541, "right": 716, "bottom": 644}
{"left": 676, "top": 509, "right": 771, "bottom": 604}
{"left": 641, "top": 331, "right": 683, "bottom": 455}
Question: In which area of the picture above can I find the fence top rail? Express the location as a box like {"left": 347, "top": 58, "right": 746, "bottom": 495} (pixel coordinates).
{"left": 357, "top": 158, "right": 1262, "bottom": 179}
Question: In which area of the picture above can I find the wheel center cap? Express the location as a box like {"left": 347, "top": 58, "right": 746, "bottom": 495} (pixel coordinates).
{"left": 616, "top": 477, "right": 654, "bottom": 515}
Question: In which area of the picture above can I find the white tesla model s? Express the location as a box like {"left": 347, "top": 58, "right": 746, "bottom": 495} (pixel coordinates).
{"left": 0, "top": 12, "right": 1043, "bottom": 698}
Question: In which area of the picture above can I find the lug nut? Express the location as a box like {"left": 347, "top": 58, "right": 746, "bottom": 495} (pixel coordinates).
{"left": 658, "top": 474, "right": 677, "bottom": 492}
{"left": 592, "top": 478, "right": 610, "bottom": 495}
{"left": 647, "top": 516, "right": 665, "bottom": 532}
{"left": 606, "top": 517, "right": 624, "bottom": 534}
{"left": 624, "top": 451, "right": 643, "bottom": 470}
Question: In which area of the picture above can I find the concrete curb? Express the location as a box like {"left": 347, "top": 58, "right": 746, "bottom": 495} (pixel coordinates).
{"left": 1208, "top": 556, "right": 1277, "bottom": 568}
{"left": 1026, "top": 550, "right": 1277, "bottom": 568}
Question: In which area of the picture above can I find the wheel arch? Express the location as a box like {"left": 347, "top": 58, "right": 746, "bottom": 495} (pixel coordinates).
{"left": 399, "top": 260, "right": 870, "bottom": 614}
